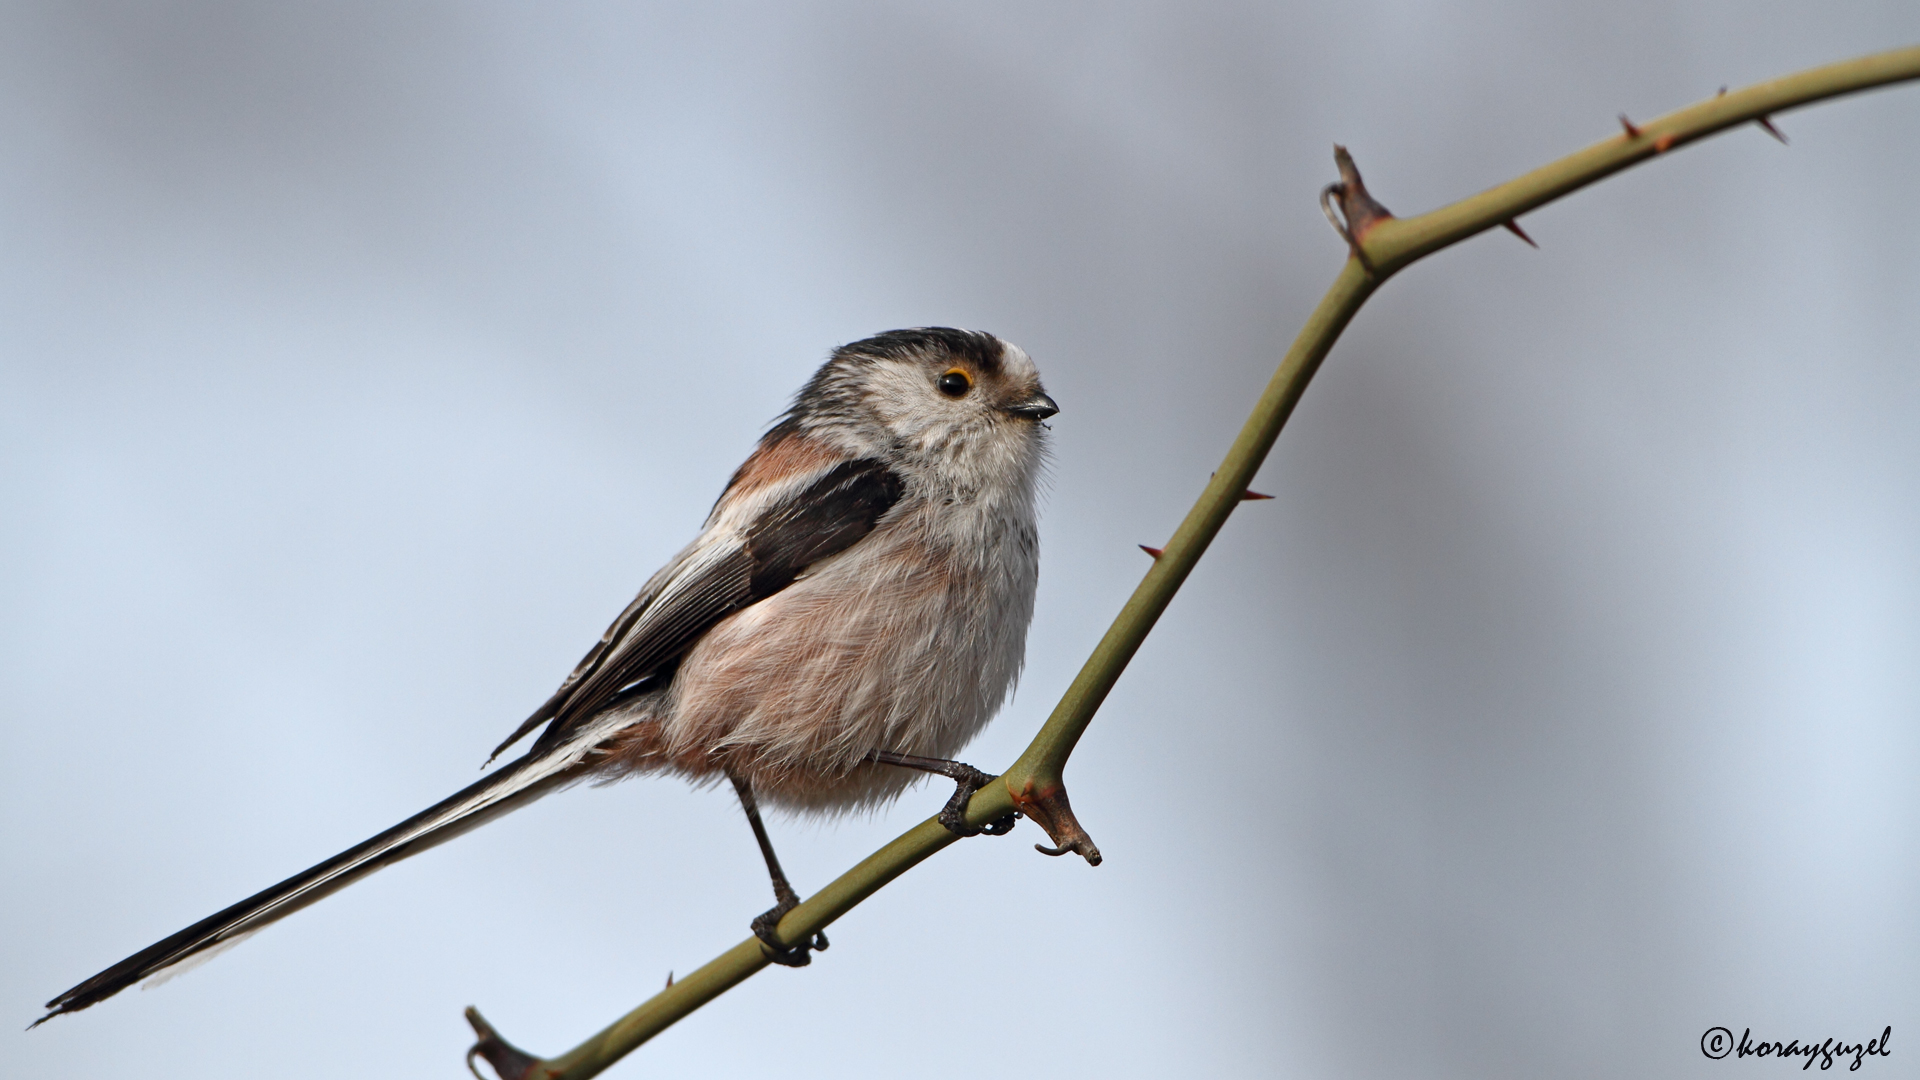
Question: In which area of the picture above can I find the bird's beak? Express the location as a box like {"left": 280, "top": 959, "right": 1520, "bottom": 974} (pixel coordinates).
{"left": 1002, "top": 391, "right": 1059, "bottom": 421}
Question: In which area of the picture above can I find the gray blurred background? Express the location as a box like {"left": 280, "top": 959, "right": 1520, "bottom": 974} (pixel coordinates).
{"left": 4, "top": 4, "right": 1918, "bottom": 1078}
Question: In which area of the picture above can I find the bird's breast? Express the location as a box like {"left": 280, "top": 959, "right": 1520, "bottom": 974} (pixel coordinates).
{"left": 656, "top": 503, "right": 1038, "bottom": 812}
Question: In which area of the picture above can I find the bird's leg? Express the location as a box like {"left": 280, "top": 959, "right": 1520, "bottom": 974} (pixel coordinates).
{"left": 866, "top": 749, "right": 1019, "bottom": 838}
{"left": 730, "top": 774, "right": 828, "bottom": 968}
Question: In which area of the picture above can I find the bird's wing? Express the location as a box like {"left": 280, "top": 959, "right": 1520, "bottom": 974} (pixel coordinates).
{"left": 38, "top": 451, "right": 908, "bottom": 1024}
{"left": 491, "top": 455, "right": 906, "bottom": 760}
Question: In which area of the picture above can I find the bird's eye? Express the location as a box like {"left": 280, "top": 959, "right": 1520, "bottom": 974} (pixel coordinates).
{"left": 937, "top": 369, "right": 972, "bottom": 397}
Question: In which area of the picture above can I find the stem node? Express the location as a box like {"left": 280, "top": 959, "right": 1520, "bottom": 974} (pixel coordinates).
{"left": 465, "top": 1007, "right": 548, "bottom": 1080}
{"left": 1319, "top": 145, "right": 1394, "bottom": 272}
{"left": 1009, "top": 778, "right": 1102, "bottom": 865}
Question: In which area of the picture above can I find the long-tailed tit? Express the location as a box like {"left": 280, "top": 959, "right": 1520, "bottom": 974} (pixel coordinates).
{"left": 40, "top": 327, "right": 1058, "bottom": 1022}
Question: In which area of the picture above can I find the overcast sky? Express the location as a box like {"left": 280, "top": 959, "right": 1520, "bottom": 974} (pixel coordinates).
{"left": 5, "top": 4, "right": 1919, "bottom": 1079}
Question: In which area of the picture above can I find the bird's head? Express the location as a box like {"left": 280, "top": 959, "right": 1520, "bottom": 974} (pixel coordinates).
{"left": 791, "top": 327, "right": 1057, "bottom": 496}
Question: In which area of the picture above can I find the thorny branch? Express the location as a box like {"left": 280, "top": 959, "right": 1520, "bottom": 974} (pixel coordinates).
{"left": 467, "top": 45, "right": 1920, "bottom": 1080}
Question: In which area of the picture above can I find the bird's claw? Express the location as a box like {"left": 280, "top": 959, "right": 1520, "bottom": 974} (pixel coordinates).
{"left": 751, "top": 898, "right": 828, "bottom": 967}
{"left": 935, "top": 765, "right": 1017, "bottom": 838}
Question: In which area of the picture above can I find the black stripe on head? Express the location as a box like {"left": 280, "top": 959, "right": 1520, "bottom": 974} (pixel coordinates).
{"left": 836, "top": 327, "right": 1005, "bottom": 378}
{"left": 779, "top": 327, "right": 1007, "bottom": 430}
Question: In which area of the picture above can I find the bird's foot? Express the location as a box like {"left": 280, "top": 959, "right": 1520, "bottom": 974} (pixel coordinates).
{"left": 751, "top": 896, "right": 828, "bottom": 968}
{"left": 936, "top": 764, "right": 1019, "bottom": 838}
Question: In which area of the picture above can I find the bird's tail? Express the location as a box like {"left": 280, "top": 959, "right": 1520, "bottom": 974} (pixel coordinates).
{"left": 36, "top": 746, "right": 594, "bottom": 1026}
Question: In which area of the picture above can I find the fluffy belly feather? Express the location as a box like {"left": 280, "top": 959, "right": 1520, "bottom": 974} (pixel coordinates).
{"left": 603, "top": 517, "right": 1035, "bottom": 814}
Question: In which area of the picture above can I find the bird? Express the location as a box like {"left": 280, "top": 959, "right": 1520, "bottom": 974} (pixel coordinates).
{"left": 38, "top": 327, "right": 1058, "bottom": 1024}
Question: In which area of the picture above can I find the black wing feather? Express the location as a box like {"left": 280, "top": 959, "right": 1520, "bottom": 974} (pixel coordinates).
{"left": 511, "top": 458, "right": 905, "bottom": 756}
{"left": 745, "top": 458, "right": 906, "bottom": 597}
{"left": 527, "top": 546, "right": 753, "bottom": 754}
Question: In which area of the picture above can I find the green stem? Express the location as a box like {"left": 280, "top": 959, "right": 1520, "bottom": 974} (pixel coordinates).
{"left": 1364, "top": 45, "right": 1920, "bottom": 276}
{"left": 510, "top": 819, "right": 975, "bottom": 1080}
{"left": 999, "top": 258, "right": 1375, "bottom": 792}
{"left": 469, "top": 44, "right": 1920, "bottom": 1080}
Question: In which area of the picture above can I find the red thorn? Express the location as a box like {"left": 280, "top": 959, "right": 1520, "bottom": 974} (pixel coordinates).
{"left": 1653, "top": 133, "right": 1676, "bottom": 153}
{"left": 1618, "top": 114, "right": 1642, "bottom": 139}
{"left": 1502, "top": 219, "right": 1538, "bottom": 248}
{"left": 665, "top": 972, "right": 674, "bottom": 988}
{"left": 1755, "top": 115, "right": 1788, "bottom": 144}
{"left": 1717, "top": 85, "right": 1728, "bottom": 97}
{"left": 1138, "top": 545, "right": 1164, "bottom": 559}
{"left": 1241, "top": 489, "right": 1274, "bottom": 501}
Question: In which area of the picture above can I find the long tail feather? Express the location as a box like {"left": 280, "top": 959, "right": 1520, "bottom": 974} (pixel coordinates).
{"left": 36, "top": 748, "right": 591, "bottom": 1025}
